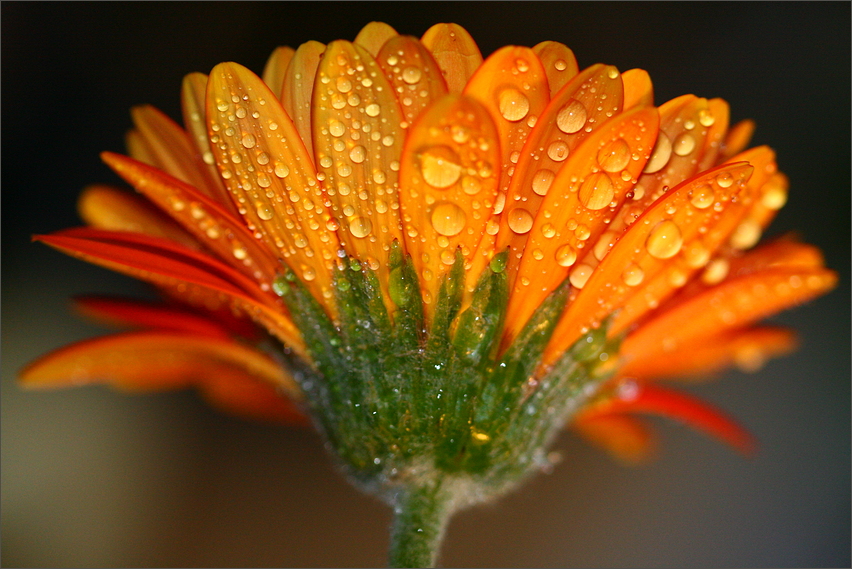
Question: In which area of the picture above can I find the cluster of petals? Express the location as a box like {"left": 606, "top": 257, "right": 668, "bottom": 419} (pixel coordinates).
{"left": 23, "top": 22, "right": 836, "bottom": 462}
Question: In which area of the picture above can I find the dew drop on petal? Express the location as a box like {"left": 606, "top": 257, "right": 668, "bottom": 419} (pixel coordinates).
{"left": 440, "top": 250, "right": 456, "bottom": 265}
{"left": 508, "top": 208, "right": 534, "bottom": 234}
{"left": 431, "top": 203, "right": 466, "bottom": 236}
{"left": 531, "top": 169, "right": 555, "bottom": 196}
{"left": 643, "top": 133, "right": 672, "bottom": 173}
{"left": 646, "top": 220, "right": 683, "bottom": 259}
{"left": 729, "top": 219, "right": 762, "bottom": 249}
{"left": 715, "top": 171, "right": 735, "bottom": 188}
{"left": 241, "top": 133, "right": 256, "bottom": 148}
{"left": 349, "top": 216, "right": 372, "bottom": 238}
{"left": 547, "top": 140, "right": 569, "bottom": 162}
{"left": 569, "top": 263, "right": 594, "bottom": 288}
{"left": 702, "top": 258, "right": 729, "bottom": 284}
{"left": 256, "top": 203, "right": 274, "bottom": 220}
{"left": 556, "top": 99, "right": 587, "bottom": 134}
{"left": 349, "top": 145, "right": 366, "bottom": 164}
{"left": 420, "top": 145, "right": 462, "bottom": 188}
{"left": 622, "top": 263, "right": 644, "bottom": 286}
{"left": 672, "top": 132, "right": 696, "bottom": 156}
{"left": 365, "top": 103, "right": 381, "bottom": 117}
{"left": 329, "top": 120, "right": 346, "bottom": 137}
{"left": 689, "top": 184, "right": 715, "bottom": 209}
{"left": 554, "top": 59, "right": 567, "bottom": 71}
{"left": 684, "top": 242, "right": 710, "bottom": 268}
{"left": 274, "top": 162, "right": 290, "bottom": 178}
{"left": 541, "top": 223, "right": 556, "bottom": 238}
{"left": 597, "top": 138, "right": 631, "bottom": 173}
{"left": 498, "top": 88, "right": 530, "bottom": 122}
{"left": 402, "top": 66, "right": 422, "bottom": 84}
{"left": 579, "top": 172, "right": 614, "bottom": 210}
{"left": 555, "top": 243, "right": 577, "bottom": 267}
{"left": 462, "top": 175, "right": 482, "bottom": 195}
{"left": 451, "top": 125, "right": 470, "bottom": 144}
{"left": 336, "top": 77, "right": 353, "bottom": 93}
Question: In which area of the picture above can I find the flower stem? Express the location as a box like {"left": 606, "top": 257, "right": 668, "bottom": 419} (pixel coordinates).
{"left": 388, "top": 478, "right": 453, "bottom": 568}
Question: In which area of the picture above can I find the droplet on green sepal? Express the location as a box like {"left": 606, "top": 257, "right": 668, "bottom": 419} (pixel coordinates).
{"left": 272, "top": 274, "right": 289, "bottom": 296}
{"left": 489, "top": 251, "right": 508, "bottom": 274}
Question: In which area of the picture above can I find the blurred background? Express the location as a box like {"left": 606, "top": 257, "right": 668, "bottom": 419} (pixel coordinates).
{"left": 2, "top": 2, "right": 849, "bottom": 567}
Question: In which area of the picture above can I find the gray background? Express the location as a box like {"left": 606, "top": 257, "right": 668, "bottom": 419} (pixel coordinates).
{"left": 3, "top": 2, "right": 849, "bottom": 567}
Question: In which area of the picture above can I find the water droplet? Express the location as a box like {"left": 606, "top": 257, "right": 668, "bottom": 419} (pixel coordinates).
{"left": 643, "top": 133, "right": 672, "bottom": 173}
{"left": 556, "top": 99, "right": 587, "bottom": 134}
{"left": 241, "top": 133, "right": 256, "bottom": 148}
{"left": 256, "top": 203, "right": 274, "bottom": 220}
{"left": 420, "top": 146, "right": 462, "bottom": 189}
{"left": 462, "top": 175, "right": 482, "bottom": 195}
{"left": 547, "top": 140, "right": 569, "bottom": 162}
{"left": 402, "top": 66, "right": 422, "bottom": 84}
{"left": 689, "top": 184, "right": 715, "bottom": 209}
{"left": 667, "top": 268, "right": 688, "bottom": 287}
{"left": 365, "top": 103, "right": 380, "bottom": 117}
{"left": 569, "top": 263, "right": 593, "bottom": 289}
{"left": 672, "top": 132, "right": 696, "bottom": 156}
{"left": 337, "top": 162, "right": 353, "bottom": 177}
{"left": 715, "top": 171, "right": 734, "bottom": 188}
{"left": 498, "top": 88, "right": 530, "bottom": 122}
{"left": 622, "top": 263, "right": 644, "bottom": 286}
{"left": 531, "top": 169, "right": 555, "bottom": 196}
{"left": 515, "top": 58, "right": 530, "bottom": 73}
{"left": 579, "top": 172, "right": 614, "bottom": 210}
{"left": 646, "top": 220, "right": 683, "bottom": 259}
{"left": 702, "top": 258, "right": 729, "bottom": 285}
{"left": 593, "top": 231, "right": 618, "bottom": 261}
{"left": 532, "top": 248, "right": 544, "bottom": 261}
{"left": 554, "top": 59, "right": 567, "bottom": 71}
{"left": 373, "top": 170, "right": 386, "bottom": 184}
{"left": 349, "top": 145, "right": 366, "bottom": 164}
{"left": 597, "top": 138, "right": 631, "bottom": 172}
{"left": 336, "top": 77, "right": 352, "bottom": 93}
{"left": 698, "top": 108, "right": 715, "bottom": 127}
{"left": 382, "top": 135, "right": 395, "bottom": 147}
{"left": 349, "top": 216, "right": 372, "bottom": 238}
{"left": 541, "top": 223, "right": 556, "bottom": 238}
{"left": 233, "top": 244, "right": 248, "bottom": 260}
{"left": 440, "top": 250, "right": 455, "bottom": 265}
{"left": 729, "top": 219, "right": 762, "bottom": 249}
{"left": 607, "top": 67, "right": 619, "bottom": 79}
{"left": 555, "top": 244, "right": 577, "bottom": 267}
{"left": 684, "top": 242, "right": 710, "bottom": 268}
{"left": 508, "top": 208, "right": 534, "bottom": 234}
{"left": 329, "top": 120, "right": 345, "bottom": 137}
{"left": 431, "top": 203, "right": 466, "bottom": 236}
{"left": 326, "top": 218, "right": 340, "bottom": 231}
{"left": 761, "top": 178, "right": 788, "bottom": 210}
{"left": 216, "top": 100, "right": 229, "bottom": 112}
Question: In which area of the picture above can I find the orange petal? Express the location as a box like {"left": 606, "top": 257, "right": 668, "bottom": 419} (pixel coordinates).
{"left": 622, "top": 69, "right": 654, "bottom": 110}
{"left": 587, "top": 383, "right": 756, "bottom": 455}
{"left": 571, "top": 412, "right": 656, "bottom": 465}
{"left": 279, "top": 40, "right": 326, "bottom": 154}
{"left": 618, "top": 266, "right": 837, "bottom": 358}
{"left": 696, "top": 98, "right": 730, "bottom": 171}
{"left": 421, "top": 23, "right": 483, "bottom": 94}
{"left": 73, "top": 296, "right": 232, "bottom": 340}
{"left": 353, "top": 21, "right": 398, "bottom": 56}
{"left": 620, "top": 326, "right": 798, "bottom": 380}
{"left": 495, "top": 64, "right": 626, "bottom": 284}
{"left": 399, "top": 94, "right": 500, "bottom": 323}
{"left": 532, "top": 41, "right": 579, "bottom": 96}
{"left": 179, "top": 72, "right": 236, "bottom": 213}
{"left": 719, "top": 119, "right": 755, "bottom": 163}
{"left": 544, "top": 162, "right": 754, "bottom": 364}
{"left": 77, "top": 184, "right": 198, "bottom": 248}
{"left": 207, "top": 62, "right": 341, "bottom": 310}
{"left": 311, "top": 40, "right": 406, "bottom": 303}
{"left": 502, "top": 106, "right": 660, "bottom": 346}
{"left": 261, "top": 46, "right": 295, "bottom": 98}
{"left": 102, "top": 151, "right": 280, "bottom": 290}
{"left": 34, "top": 228, "right": 305, "bottom": 354}
{"left": 19, "top": 331, "right": 298, "bottom": 396}
{"left": 376, "top": 35, "right": 448, "bottom": 127}
{"left": 199, "top": 372, "right": 309, "bottom": 426}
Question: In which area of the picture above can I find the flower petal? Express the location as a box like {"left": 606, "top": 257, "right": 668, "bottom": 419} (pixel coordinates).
{"left": 696, "top": 98, "right": 730, "bottom": 171}
{"left": 586, "top": 382, "right": 756, "bottom": 455}
{"left": 502, "top": 106, "right": 660, "bottom": 346}
{"left": 622, "top": 69, "right": 654, "bottom": 110}
{"left": 279, "top": 40, "right": 326, "bottom": 153}
{"left": 377, "top": 35, "right": 448, "bottom": 126}
{"left": 102, "top": 151, "right": 280, "bottom": 290}
{"left": 199, "top": 372, "right": 309, "bottom": 426}
{"left": 620, "top": 326, "right": 798, "bottom": 379}
{"left": 571, "top": 412, "right": 656, "bottom": 464}
{"left": 719, "top": 119, "right": 756, "bottom": 162}
{"left": 180, "top": 72, "right": 237, "bottom": 213}
{"left": 532, "top": 41, "right": 579, "bottom": 96}
{"left": 207, "top": 62, "right": 341, "bottom": 309}
{"left": 77, "top": 184, "right": 198, "bottom": 248}
{"left": 544, "top": 162, "right": 754, "bottom": 363}
{"left": 312, "top": 40, "right": 406, "bottom": 301}
{"left": 398, "top": 94, "right": 500, "bottom": 323}
{"left": 19, "top": 331, "right": 297, "bottom": 394}
{"left": 261, "top": 46, "right": 295, "bottom": 98}
{"left": 34, "top": 228, "right": 305, "bottom": 354}
{"left": 353, "top": 21, "right": 398, "bottom": 56}
{"left": 421, "top": 23, "right": 483, "bottom": 94}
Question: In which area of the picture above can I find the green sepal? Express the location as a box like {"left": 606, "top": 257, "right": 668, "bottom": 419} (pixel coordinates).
{"left": 427, "top": 248, "right": 464, "bottom": 347}
{"left": 388, "top": 240, "right": 424, "bottom": 351}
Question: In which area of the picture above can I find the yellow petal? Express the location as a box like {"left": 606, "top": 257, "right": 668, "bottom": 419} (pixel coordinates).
{"left": 180, "top": 73, "right": 237, "bottom": 212}
{"left": 311, "top": 40, "right": 406, "bottom": 310}
{"left": 501, "top": 106, "right": 659, "bottom": 346}
{"left": 353, "top": 21, "right": 398, "bottom": 56}
{"left": 377, "top": 35, "right": 448, "bottom": 126}
{"left": 398, "top": 94, "right": 500, "bottom": 324}
{"left": 207, "top": 62, "right": 341, "bottom": 311}
{"left": 622, "top": 69, "right": 654, "bottom": 110}
{"left": 421, "top": 23, "right": 483, "bottom": 94}
{"left": 77, "top": 184, "right": 198, "bottom": 248}
{"left": 261, "top": 46, "right": 295, "bottom": 98}
{"left": 532, "top": 41, "right": 579, "bottom": 96}
{"left": 280, "top": 40, "right": 326, "bottom": 155}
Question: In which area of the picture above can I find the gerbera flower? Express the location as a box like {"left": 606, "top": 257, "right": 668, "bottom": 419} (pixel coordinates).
{"left": 20, "top": 21, "right": 836, "bottom": 567}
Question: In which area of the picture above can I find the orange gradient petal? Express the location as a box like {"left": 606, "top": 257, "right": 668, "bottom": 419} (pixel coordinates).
{"left": 279, "top": 40, "right": 326, "bottom": 153}
{"left": 720, "top": 119, "right": 756, "bottom": 162}
{"left": 532, "top": 41, "right": 579, "bottom": 96}
{"left": 421, "top": 23, "right": 483, "bottom": 94}
{"left": 377, "top": 35, "right": 448, "bottom": 127}
{"left": 199, "top": 372, "right": 309, "bottom": 426}
{"left": 571, "top": 412, "right": 656, "bottom": 464}
{"left": 261, "top": 45, "right": 295, "bottom": 98}
{"left": 353, "top": 21, "right": 398, "bottom": 56}
{"left": 622, "top": 69, "right": 654, "bottom": 110}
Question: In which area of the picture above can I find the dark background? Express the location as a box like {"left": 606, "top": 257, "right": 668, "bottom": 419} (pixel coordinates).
{"left": 2, "top": 2, "right": 849, "bottom": 567}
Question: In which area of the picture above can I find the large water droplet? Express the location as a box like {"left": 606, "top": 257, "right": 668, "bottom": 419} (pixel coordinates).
{"left": 256, "top": 203, "right": 274, "bottom": 221}
{"left": 698, "top": 108, "right": 715, "bottom": 127}
{"left": 462, "top": 175, "right": 482, "bottom": 195}
{"left": 402, "top": 66, "right": 422, "bottom": 84}
{"left": 241, "top": 133, "right": 256, "bottom": 148}
{"left": 569, "top": 263, "right": 593, "bottom": 288}
{"left": 349, "top": 216, "right": 372, "bottom": 238}
{"left": 672, "top": 132, "right": 696, "bottom": 156}
{"left": 349, "top": 145, "right": 366, "bottom": 164}
{"left": 431, "top": 203, "right": 466, "bottom": 236}
{"left": 336, "top": 77, "right": 353, "bottom": 93}
{"left": 597, "top": 138, "right": 631, "bottom": 172}
{"left": 498, "top": 88, "right": 530, "bottom": 122}
{"left": 555, "top": 244, "right": 577, "bottom": 267}
{"left": 508, "top": 208, "right": 534, "bottom": 234}
{"left": 329, "top": 120, "right": 346, "bottom": 137}
{"left": 579, "top": 172, "right": 614, "bottom": 210}
{"left": 547, "top": 140, "right": 569, "bottom": 162}
{"left": 643, "top": 133, "right": 672, "bottom": 173}
{"left": 531, "top": 169, "right": 555, "bottom": 196}
{"left": 729, "top": 219, "right": 762, "bottom": 249}
{"left": 646, "top": 220, "right": 683, "bottom": 259}
{"left": 689, "top": 184, "right": 715, "bottom": 209}
{"left": 420, "top": 146, "right": 462, "bottom": 189}
{"left": 622, "top": 263, "right": 644, "bottom": 286}
{"left": 365, "top": 103, "right": 380, "bottom": 117}
{"left": 556, "top": 99, "right": 587, "bottom": 134}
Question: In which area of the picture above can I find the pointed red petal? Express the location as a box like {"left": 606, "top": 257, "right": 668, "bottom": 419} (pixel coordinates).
{"left": 199, "top": 373, "right": 310, "bottom": 427}
{"left": 571, "top": 412, "right": 657, "bottom": 465}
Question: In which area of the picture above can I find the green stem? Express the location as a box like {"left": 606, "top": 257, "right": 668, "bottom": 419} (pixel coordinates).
{"left": 388, "top": 478, "right": 453, "bottom": 568}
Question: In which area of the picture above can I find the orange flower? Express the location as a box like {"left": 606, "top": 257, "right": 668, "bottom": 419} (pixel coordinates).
{"left": 20, "top": 21, "right": 836, "bottom": 566}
